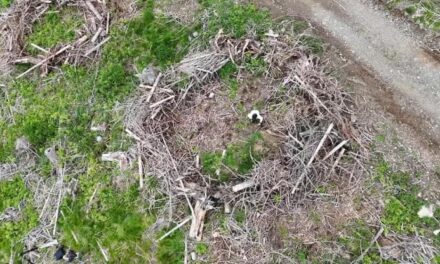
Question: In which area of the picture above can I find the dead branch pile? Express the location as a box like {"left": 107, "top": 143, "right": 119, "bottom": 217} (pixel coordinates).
{"left": 379, "top": 233, "right": 439, "bottom": 263}
{"left": 121, "top": 27, "right": 374, "bottom": 262}
{"left": 0, "top": 0, "right": 135, "bottom": 78}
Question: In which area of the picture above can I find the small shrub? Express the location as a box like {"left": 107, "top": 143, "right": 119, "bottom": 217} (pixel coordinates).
{"left": 195, "top": 243, "right": 209, "bottom": 255}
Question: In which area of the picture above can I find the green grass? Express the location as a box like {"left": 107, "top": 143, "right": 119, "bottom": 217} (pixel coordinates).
{"left": 375, "top": 159, "right": 440, "bottom": 242}
{"left": 244, "top": 55, "right": 268, "bottom": 76}
{"left": 59, "top": 183, "right": 155, "bottom": 262}
{"left": 26, "top": 8, "right": 83, "bottom": 53}
{"left": 199, "top": 0, "right": 272, "bottom": 41}
{"left": 388, "top": 0, "right": 440, "bottom": 31}
{"left": 200, "top": 132, "right": 265, "bottom": 181}
{"left": 0, "top": 177, "right": 38, "bottom": 263}
{"left": 156, "top": 228, "right": 185, "bottom": 264}
{"left": 0, "top": 177, "right": 28, "bottom": 212}
{"left": 218, "top": 62, "right": 239, "bottom": 99}
{"left": 299, "top": 35, "right": 324, "bottom": 55}
{"left": 0, "top": 1, "right": 191, "bottom": 261}
{"left": 195, "top": 243, "right": 209, "bottom": 255}
{"left": 339, "top": 220, "right": 397, "bottom": 263}
{"left": 0, "top": 0, "right": 12, "bottom": 8}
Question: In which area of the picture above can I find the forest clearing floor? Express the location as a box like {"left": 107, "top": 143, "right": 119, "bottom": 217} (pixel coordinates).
{"left": 0, "top": 0, "right": 439, "bottom": 263}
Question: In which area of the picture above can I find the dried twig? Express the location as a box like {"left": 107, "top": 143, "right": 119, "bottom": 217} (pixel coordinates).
{"left": 16, "top": 45, "right": 72, "bottom": 79}
{"left": 292, "top": 123, "right": 334, "bottom": 194}
{"left": 85, "top": 37, "right": 111, "bottom": 56}
{"left": 352, "top": 227, "right": 384, "bottom": 264}
{"left": 146, "top": 72, "right": 163, "bottom": 103}
{"left": 158, "top": 216, "right": 192, "bottom": 241}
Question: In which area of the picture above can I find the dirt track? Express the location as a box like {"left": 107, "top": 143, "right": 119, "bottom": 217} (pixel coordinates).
{"left": 256, "top": 0, "right": 440, "bottom": 156}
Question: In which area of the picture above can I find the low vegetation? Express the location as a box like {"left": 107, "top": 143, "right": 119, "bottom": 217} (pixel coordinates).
{"left": 388, "top": 0, "right": 440, "bottom": 30}
{"left": 26, "top": 8, "right": 83, "bottom": 54}
{"left": 376, "top": 159, "right": 440, "bottom": 242}
{"left": 0, "top": 177, "right": 38, "bottom": 262}
{"left": 1, "top": 0, "right": 438, "bottom": 263}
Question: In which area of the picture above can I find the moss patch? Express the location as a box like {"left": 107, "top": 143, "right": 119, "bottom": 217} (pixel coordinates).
{"left": 0, "top": 177, "right": 38, "bottom": 263}
{"left": 201, "top": 132, "right": 265, "bottom": 182}
{"left": 27, "top": 8, "right": 83, "bottom": 53}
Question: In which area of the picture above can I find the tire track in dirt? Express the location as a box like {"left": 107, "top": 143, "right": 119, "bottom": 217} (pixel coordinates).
{"left": 256, "top": 0, "right": 440, "bottom": 155}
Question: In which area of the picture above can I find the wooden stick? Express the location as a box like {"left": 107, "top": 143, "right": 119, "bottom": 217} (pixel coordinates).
{"left": 323, "top": 140, "right": 349, "bottom": 161}
{"left": 14, "top": 57, "right": 40, "bottom": 65}
{"left": 16, "top": 45, "right": 72, "bottom": 79}
{"left": 146, "top": 72, "right": 163, "bottom": 103}
{"left": 149, "top": 95, "right": 175, "bottom": 109}
{"left": 97, "top": 241, "right": 109, "bottom": 262}
{"left": 85, "top": 37, "right": 110, "bottom": 56}
{"left": 291, "top": 123, "right": 334, "bottom": 194}
{"left": 52, "top": 167, "right": 65, "bottom": 236}
{"left": 158, "top": 217, "right": 192, "bottom": 241}
{"left": 105, "top": 12, "right": 110, "bottom": 35}
{"left": 38, "top": 240, "right": 59, "bottom": 249}
{"left": 232, "top": 180, "right": 255, "bottom": 192}
{"left": 330, "top": 148, "right": 346, "bottom": 175}
{"left": 75, "top": 35, "right": 89, "bottom": 46}
{"left": 30, "top": 43, "right": 49, "bottom": 53}
{"left": 125, "top": 128, "right": 142, "bottom": 142}
{"left": 91, "top": 27, "right": 103, "bottom": 43}
{"left": 189, "top": 201, "right": 207, "bottom": 240}
{"left": 138, "top": 143, "right": 144, "bottom": 190}
{"left": 86, "top": 1, "right": 103, "bottom": 20}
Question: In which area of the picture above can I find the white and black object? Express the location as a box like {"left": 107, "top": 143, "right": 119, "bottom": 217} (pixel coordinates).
{"left": 247, "top": 110, "right": 263, "bottom": 125}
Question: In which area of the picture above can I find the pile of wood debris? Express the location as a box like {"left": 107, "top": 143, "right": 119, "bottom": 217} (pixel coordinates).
{"left": 117, "top": 26, "right": 373, "bottom": 262}
{"left": 0, "top": 0, "right": 135, "bottom": 78}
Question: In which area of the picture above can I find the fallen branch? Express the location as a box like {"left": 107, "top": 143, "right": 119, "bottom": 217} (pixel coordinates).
{"left": 97, "top": 240, "right": 109, "bottom": 262}
{"left": 146, "top": 72, "right": 163, "bottom": 103}
{"left": 85, "top": 1, "right": 103, "bottom": 20}
{"left": 292, "top": 123, "right": 334, "bottom": 194}
{"left": 149, "top": 95, "right": 175, "bottom": 109}
{"left": 323, "top": 140, "right": 349, "bottom": 161}
{"left": 85, "top": 37, "right": 111, "bottom": 56}
{"left": 16, "top": 45, "right": 73, "bottom": 79}
{"left": 189, "top": 200, "right": 208, "bottom": 241}
{"left": 91, "top": 27, "right": 104, "bottom": 43}
{"left": 232, "top": 180, "right": 255, "bottom": 192}
{"left": 352, "top": 227, "right": 384, "bottom": 264}
{"left": 138, "top": 143, "right": 144, "bottom": 190}
{"left": 158, "top": 216, "right": 192, "bottom": 241}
